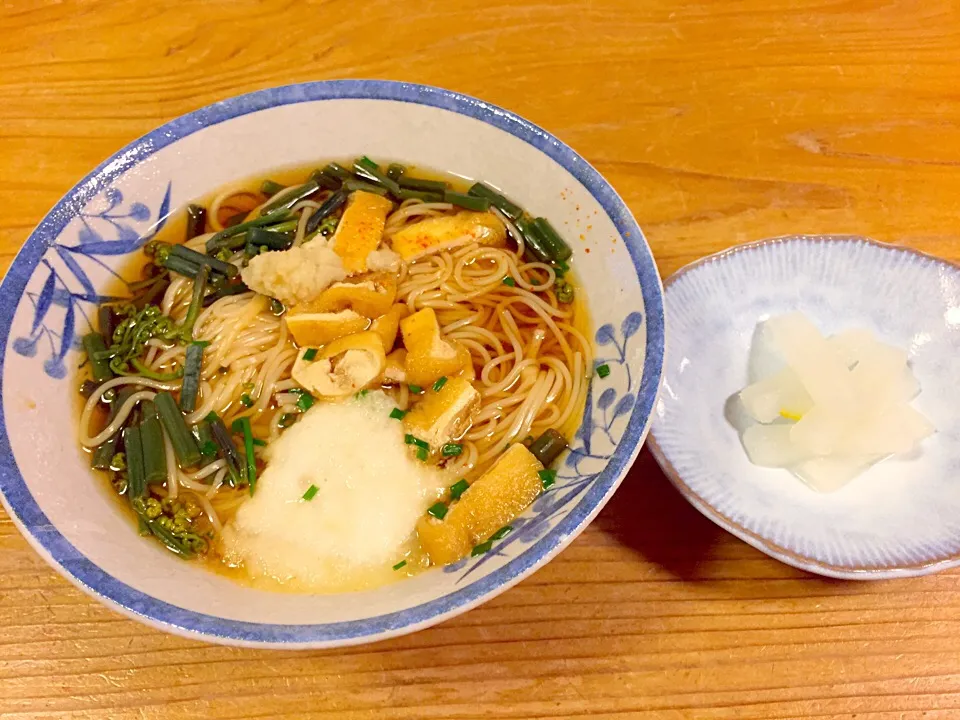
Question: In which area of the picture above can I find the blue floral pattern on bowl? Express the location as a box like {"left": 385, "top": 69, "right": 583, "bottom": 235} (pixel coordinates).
{"left": 13, "top": 184, "right": 171, "bottom": 378}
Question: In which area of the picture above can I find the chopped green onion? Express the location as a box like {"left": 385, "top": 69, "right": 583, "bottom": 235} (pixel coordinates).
{"left": 355, "top": 389, "right": 368, "bottom": 399}
{"left": 185, "top": 204, "right": 207, "bottom": 241}
{"left": 139, "top": 400, "right": 167, "bottom": 485}
{"left": 515, "top": 216, "right": 554, "bottom": 264}
{"left": 260, "top": 180, "right": 320, "bottom": 215}
{"left": 352, "top": 158, "right": 401, "bottom": 195}
{"left": 386, "top": 163, "right": 406, "bottom": 181}
{"left": 246, "top": 227, "right": 294, "bottom": 252}
{"left": 170, "top": 243, "right": 239, "bottom": 279}
{"left": 449, "top": 478, "right": 469, "bottom": 500}
{"left": 392, "top": 559, "right": 408, "bottom": 570}
{"left": 528, "top": 429, "right": 569, "bottom": 466}
{"left": 441, "top": 443, "right": 463, "bottom": 457}
{"left": 596, "top": 363, "right": 611, "bottom": 378}
{"left": 404, "top": 434, "right": 429, "bottom": 449}
{"left": 427, "top": 502, "right": 448, "bottom": 520}
{"left": 467, "top": 182, "right": 523, "bottom": 220}
{"left": 532, "top": 217, "right": 572, "bottom": 261}
{"left": 323, "top": 162, "right": 353, "bottom": 180}
{"left": 432, "top": 376, "right": 448, "bottom": 392}
{"left": 396, "top": 188, "right": 445, "bottom": 202}
{"left": 123, "top": 425, "right": 146, "bottom": 500}
{"left": 343, "top": 178, "right": 390, "bottom": 196}
{"left": 416, "top": 446, "right": 429, "bottom": 461}
{"left": 444, "top": 190, "right": 490, "bottom": 211}
{"left": 296, "top": 392, "right": 314, "bottom": 412}
{"left": 539, "top": 468, "right": 557, "bottom": 490}
{"left": 179, "top": 341, "right": 205, "bottom": 413}
{"left": 389, "top": 408, "right": 407, "bottom": 420}
{"left": 279, "top": 413, "right": 297, "bottom": 429}
{"left": 502, "top": 276, "right": 516, "bottom": 287}
{"left": 408, "top": 384, "right": 423, "bottom": 394}
{"left": 252, "top": 438, "right": 266, "bottom": 447}
{"left": 260, "top": 179, "right": 286, "bottom": 196}
{"left": 302, "top": 348, "right": 318, "bottom": 361}
{"left": 270, "top": 299, "right": 285, "bottom": 315}
{"left": 302, "top": 484, "right": 319, "bottom": 501}
{"left": 304, "top": 190, "right": 347, "bottom": 235}
{"left": 491, "top": 526, "right": 513, "bottom": 541}
{"left": 398, "top": 176, "right": 447, "bottom": 193}
{"left": 154, "top": 392, "right": 202, "bottom": 468}
{"left": 240, "top": 393, "right": 254, "bottom": 408}
{"left": 207, "top": 411, "right": 243, "bottom": 485}
{"left": 195, "top": 421, "right": 217, "bottom": 457}
{"left": 231, "top": 416, "right": 257, "bottom": 495}
{"left": 205, "top": 208, "right": 292, "bottom": 254}
{"left": 471, "top": 540, "right": 493, "bottom": 556}
{"left": 91, "top": 387, "right": 136, "bottom": 470}
{"left": 82, "top": 332, "right": 113, "bottom": 383}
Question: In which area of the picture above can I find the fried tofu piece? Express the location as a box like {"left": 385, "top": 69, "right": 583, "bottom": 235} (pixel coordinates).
{"left": 390, "top": 211, "right": 506, "bottom": 260}
{"left": 417, "top": 444, "right": 544, "bottom": 565}
{"left": 400, "top": 308, "right": 471, "bottom": 387}
{"left": 333, "top": 191, "right": 394, "bottom": 273}
{"left": 369, "top": 303, "right": 409, "bottom": 352}
{"left": 292, "top": 331, "right": 386, "bottom": 398}
{"left": 284, "top": 309, "right": 369, "bottom": 347}
{"left": 403, "top": 377, "right": 480, "bottom": 450}
{"left": 297, "top": 272, "right": 397, "bottom": 319}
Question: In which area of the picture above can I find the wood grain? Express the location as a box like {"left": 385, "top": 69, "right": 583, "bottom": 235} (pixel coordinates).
{"left": 3, "top": 0, "right": 960, "bottom": 717}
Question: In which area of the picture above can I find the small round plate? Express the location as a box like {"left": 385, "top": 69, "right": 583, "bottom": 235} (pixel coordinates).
{"left": 649, "top": 235, "right": 960, "bottom": 579}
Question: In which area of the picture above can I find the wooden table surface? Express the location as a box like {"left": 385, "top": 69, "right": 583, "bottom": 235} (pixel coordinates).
{"left": 3, "top": 1, "right": 960, "bottom": 718}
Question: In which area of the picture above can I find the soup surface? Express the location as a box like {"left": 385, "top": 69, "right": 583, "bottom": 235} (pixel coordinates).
{"left": 76, "top": 158, "right": 592, "bottom": 592}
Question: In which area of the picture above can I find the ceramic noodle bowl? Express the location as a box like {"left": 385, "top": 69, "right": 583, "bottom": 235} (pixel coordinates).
{"left": 0, "top": 81, "right": 665, "bottom": 647}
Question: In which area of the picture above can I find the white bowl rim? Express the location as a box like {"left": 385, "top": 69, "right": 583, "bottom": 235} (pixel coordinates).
{"left": 649, "top": 233, "right": 960, "bottom": 580}
{"left": 0, "top": 80, "right": 666, "bottom": 646}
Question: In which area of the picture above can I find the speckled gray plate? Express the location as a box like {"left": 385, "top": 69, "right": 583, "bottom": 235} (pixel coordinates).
{"left": 650, "top": 235, "right": 960, "bottom": 579}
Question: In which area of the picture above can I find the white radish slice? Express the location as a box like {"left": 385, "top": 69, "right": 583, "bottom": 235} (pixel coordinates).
{"left": 765, "top": 312, "right": 855, "bottom": 409}
{"left": 747, "top": 320, "right": 786, "bottom": 383}
{"left": 790, "top": 455, "right": 882, "bottom": 493}
{"left": 739, "top": 369, "right": 813, "bottom": 424}
{"left": 827, "top": 328, "right": 879, "bottom": 368}
{"left": 790, "top": 403, "right": 855, "bottom": 456}
{"left": 741, "top": 424, "right": 815, "bottom": 467}
{"left": 844, "top": 403, "right": 935, "bottom": 456}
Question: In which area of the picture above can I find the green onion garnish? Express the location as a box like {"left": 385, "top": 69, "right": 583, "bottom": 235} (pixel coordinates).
{"left": 240, "top": 393, "right": 254, "bottom": 408}
{"left": 279, "top": 413, "right": 296, "bottom": 428}
{"left": 432, "top": 376, "right": 448, "bottom": 392}
{"left": 449, "top": 478, "right": 469, "bottom": 500}
{"left": 471, "top": 540, "right": 493, "bottom": 556}
{"left": 416, "top": 446, "right": 429, "bottom": 461}
{"left": 404, "top": 434, "right": 429, "bottom": 449}
{"left": 539, "top": 468, "right": 557, "bottom": 489}
{"left": 502, "top": 276, "right": 516, "bottom": 287}
{"left": 441, "top": 443, "right": 463, "bottom": 457}
{"left": 302, "top": 348, "right": 318, "bottom": 362}
{"left": 392, "top": 560, "right": 407, "bottom": 570}
{"left": 389, "top": 408, "right": 407, "bottom": 420}
{"left": 200, "top": 440, "right": 218, "bottom": 456}
{"left": 427, "top": 502, "right": 448, "bottom": 520}
{"left": 252, "top": 438, "right": 266, "bottom": 447}
{"left": 296, "top": 392, "right": 315, "bottom": 412}
{"left": 596, "top": 363, "right": 611, "bottom": 378}
{"left": 302, "top": 484, "right": 319, "bottom": 501}
{"left": 355, "top": 389, "right": 368, "bottom": 399}
{"left": 408, "top": 384, "right": 423, "bottom": 394}
{"left": 491, "top": 526, "right": 513, "bottom": 541}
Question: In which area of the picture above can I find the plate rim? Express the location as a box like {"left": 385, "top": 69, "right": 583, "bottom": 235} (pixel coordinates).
{"left": 0, "top": 79, "right": 666, "bottom": 646}
{"left": 649, "top": 233, "right": 960, "bottom": 580}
